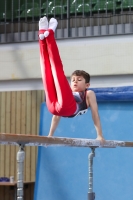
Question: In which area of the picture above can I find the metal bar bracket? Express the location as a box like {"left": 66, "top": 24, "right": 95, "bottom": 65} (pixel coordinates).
{"left": 88, "top": 147, "right": 95, "bottom": 200}
{"left": 17, "top": 144, "right": 25, "bottom": 200}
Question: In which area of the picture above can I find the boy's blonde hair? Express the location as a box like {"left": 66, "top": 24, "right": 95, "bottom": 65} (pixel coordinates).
{"left": 71, "top": 70, "right": 90, "bottom": 83}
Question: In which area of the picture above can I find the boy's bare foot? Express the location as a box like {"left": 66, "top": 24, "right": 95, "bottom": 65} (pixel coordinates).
{"left": 39, "top": 16, "right": 48, "bottom": 40}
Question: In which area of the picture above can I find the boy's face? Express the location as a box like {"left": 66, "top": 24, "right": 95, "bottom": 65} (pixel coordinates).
{"left": 70, "top": 75, "right": 90, "bottom": 92}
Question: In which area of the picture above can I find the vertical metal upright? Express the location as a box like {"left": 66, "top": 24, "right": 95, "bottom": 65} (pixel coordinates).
{"left": 17, "top": 144, "right": 25, "bottom": 200}
{"left": 88, "top": 148, "right": 95, "bottom": 200}
{"left": 67, "top": 0, "right": 71, "bottom": 37}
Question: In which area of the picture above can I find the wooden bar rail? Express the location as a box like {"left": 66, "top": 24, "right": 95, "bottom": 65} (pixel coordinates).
{"left": 0, "top": 133, "right": 133, "bottom": 200}
{"left": 0, "top": 133, "right": 133, "bottom": 148}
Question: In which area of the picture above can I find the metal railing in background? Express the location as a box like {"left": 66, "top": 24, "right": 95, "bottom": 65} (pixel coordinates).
{"left": 0, "top": 0, "right": 133, "bottom": 43}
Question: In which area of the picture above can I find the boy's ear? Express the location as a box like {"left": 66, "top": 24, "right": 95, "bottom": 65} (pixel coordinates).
{"left": 86, "top": 83, "right": 90, "bottom": 88}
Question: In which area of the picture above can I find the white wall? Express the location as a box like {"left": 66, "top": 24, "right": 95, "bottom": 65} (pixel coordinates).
{"left": 0, "top": 34, "right": 133, "bottom": 81}
{"left": 0, "top": 75, "right": 133, "bottom": 91}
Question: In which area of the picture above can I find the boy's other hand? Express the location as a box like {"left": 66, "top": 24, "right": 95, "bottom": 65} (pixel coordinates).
{"left": 47, "top": 134, "right": 53, "bottom": 137}
{"left": 96, "top": 135, "right": 106, "bottom": 146}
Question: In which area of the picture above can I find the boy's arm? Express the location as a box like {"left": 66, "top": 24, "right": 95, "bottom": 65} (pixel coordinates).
{"left": 86, "top": 90, "right": 105, "bottom": 144}
{"left": 48, "top": 115, "right": 61, "bottom": 137}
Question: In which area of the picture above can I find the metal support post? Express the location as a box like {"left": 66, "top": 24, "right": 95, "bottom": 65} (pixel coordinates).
{"left": 67, "top": 0, "right": 71, "bottom": 37}
{"left": 88, "top": 148, "right": 95, "bottom": 200}
{"left": 17, "top": 144, "right": 25, "bottom": 200}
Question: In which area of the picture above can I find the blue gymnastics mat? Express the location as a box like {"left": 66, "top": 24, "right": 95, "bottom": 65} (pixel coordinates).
{"left": 34, "top": 87, "right": 133, "bottom": 200}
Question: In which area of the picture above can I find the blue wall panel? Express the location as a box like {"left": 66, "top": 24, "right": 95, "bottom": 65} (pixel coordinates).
{"left": 34, "top": 100, "right": 133, "bottom": 200}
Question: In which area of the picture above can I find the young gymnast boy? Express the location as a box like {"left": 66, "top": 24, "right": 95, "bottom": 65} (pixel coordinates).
{"left": 39, "top": 16, "right": 105, "bottom": 144}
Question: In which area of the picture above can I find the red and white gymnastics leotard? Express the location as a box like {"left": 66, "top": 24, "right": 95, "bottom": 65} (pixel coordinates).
{"left": 39, "top": 29, "right": 88, "bottom": 117}
{"left": 39, "top": 29, "right": 77, "bottom": 117}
